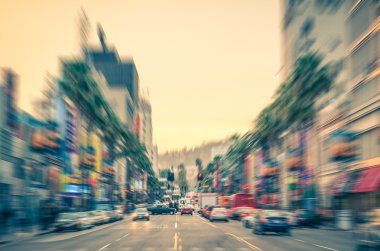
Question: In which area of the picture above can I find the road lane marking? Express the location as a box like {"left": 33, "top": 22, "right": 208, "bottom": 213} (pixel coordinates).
{"left": 123, "top": 233, "right": 129, "bottom": 238}
{"left": 199, "top": 216, "right": 217, "bottom": 228}
{"left": 312, "top": 244, "right": 338, "bottom": 251}
{"left": 294, "top": 239, "right": 305, "bottom": 243}
{"left": 226, "top": 233, "right": 262, "bottom": 251}
{"left": 175, "top": 222, "right": 178, "bottom": 229}
{"left": 98, "top": 243, "right": 111, "bottom": 250}
{"left": 173, "top": 232, "right": 178, "bottom": 250}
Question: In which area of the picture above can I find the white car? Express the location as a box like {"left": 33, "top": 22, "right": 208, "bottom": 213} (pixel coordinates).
{"left": 242, "top": 216, "right": 256, "bottom": 228}
{"left": 209, "top": 207, "right": 229, "bottom": 222}
{"left": 285, "top": 212, "right": 298, "bottom": 227}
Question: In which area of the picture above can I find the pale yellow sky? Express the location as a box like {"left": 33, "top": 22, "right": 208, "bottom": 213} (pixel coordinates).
{"left": 1, "top": 0, "right": 280, "bottom": 153}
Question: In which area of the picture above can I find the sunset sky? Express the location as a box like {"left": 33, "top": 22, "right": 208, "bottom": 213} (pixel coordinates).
{"left": 1, "top": 0, "right": 281, "bottom": 153}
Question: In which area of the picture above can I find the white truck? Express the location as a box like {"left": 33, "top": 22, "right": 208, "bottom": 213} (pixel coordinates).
{"left": 198, "top": 193, "right": 218, "bottom": 210}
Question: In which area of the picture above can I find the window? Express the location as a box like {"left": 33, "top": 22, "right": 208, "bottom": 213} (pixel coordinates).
{"left": 358, "top": 128, "right": 380, "bottom": 160}
{"left": 351, "top": 76, "right": 379, "bottom": 108}
{"left": 349, "top": 0, "right": 372, "bottom": 43}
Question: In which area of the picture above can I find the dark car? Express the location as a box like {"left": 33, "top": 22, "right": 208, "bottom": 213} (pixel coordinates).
{"left": 132, "top": 208, "right": 150, "bottom": 221}
{"left": 181, "top": 206, "right": 193, "bottom": 216}
{"left": 253, "top": 210, "right": 291, "bottom": 235}
{"left": 295, "top": 209, "right": 318, "bottom": 227}
{"left": 147, "top": 204, "right": 176, "bottom": 215}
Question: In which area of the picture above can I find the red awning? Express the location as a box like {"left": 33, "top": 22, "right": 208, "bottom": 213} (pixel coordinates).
{"left": 351, "top": 166, "right": 380, "bottom": 193}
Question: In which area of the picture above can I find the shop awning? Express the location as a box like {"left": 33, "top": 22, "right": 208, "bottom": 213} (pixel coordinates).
{"left": 328, "top": 170, "right": 360, "bottom": 196}
{"left": 351, "top": 166, "right": 380, "bottom": 193}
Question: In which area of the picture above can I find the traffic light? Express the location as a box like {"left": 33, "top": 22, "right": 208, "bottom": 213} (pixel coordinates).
{"left": 197, "top": 172, "right": 203, "bottom": 181}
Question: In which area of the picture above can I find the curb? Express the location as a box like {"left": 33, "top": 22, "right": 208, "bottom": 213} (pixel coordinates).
{"left": 0, "top": 229, "right": 55, "bottom": 248}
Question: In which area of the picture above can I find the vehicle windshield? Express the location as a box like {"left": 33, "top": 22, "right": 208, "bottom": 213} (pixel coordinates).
{"left": 213, "top": 208, "right": 226, "bottom": 212}
{"left": 96, "top": 205, "right": 113, "bottom": 211}
{"left": 136, "top": 208, "right": 148, "bottom": 213}
{"left": 263, "top": 211, "right": 287, "bottom": 217}
{"left": 59, "top": 213, "right": 79, "bottom": 220}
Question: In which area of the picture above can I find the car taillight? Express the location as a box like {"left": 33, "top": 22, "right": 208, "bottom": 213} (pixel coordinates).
{"left": 260, "top": 217, "right": 268, "bottom": 223}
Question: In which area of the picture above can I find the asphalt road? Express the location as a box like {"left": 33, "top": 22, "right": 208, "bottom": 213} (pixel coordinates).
{"left": 0, "top": 213, "right": 355, "bottom": 251}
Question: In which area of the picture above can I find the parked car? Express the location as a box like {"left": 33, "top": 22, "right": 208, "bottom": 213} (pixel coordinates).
{"left": 106, "top": 210, "right": 121, "bottom": 222}
{"left": 91, "top": 210, "right": 111, "bottom": 224}
{"left": 242, "top": 210, "right": 260, "bottom": 228}
{"left": 285, "top": 212, "right": 298, "bottom": 227}
{"left": 242, "top": 216, "right": 255, "bottom": 228}
{"left": 132, "top": 208, "right": 150, "bottom": 221}
{"left": 115, "top": 205, "right": 125, "bottom": 215}
{"left": 230, "top": 207, "right": 254, "bottom": 220}
{"left": 55, "top": 212, "right": 92, "bottom": 231}
{"left": 354, "top": 209, "right": 380, "bottom": 250}
{"left": 88, "top": 210, "right": 106, "bottom": 225}
{"left": 209, "top": 207, "right": 229, "bottom": 222}
{"left": 295, "top": 209, "right": 318, "bottom": 227}
{"left": 253, "top": 210, "right": 291, "bottom": 235}
{"left": 204, "top": 205, "right": 224, "bottom": 219}
{"left": 181, "top": 206, "right": 193, "bottom": 215}
{"left": 147, "top": 204, "right": 176, "bottom": 215}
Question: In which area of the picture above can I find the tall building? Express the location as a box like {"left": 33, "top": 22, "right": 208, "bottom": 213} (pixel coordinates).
{"left": 139, "top": 96, "right": 154, "bottom": 163}
{"left": 280, "top": 0, "right": 380, "bottom": 212}
{"left": 280, "top": 0, "right": 350, "bottom": 209}
{"left": 85, "top": 25, "right": 139, "bottom": 130}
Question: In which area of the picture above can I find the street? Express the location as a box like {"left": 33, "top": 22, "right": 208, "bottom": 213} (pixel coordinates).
{"left": 0, "top": 213, "right": 355, "bottom": 251}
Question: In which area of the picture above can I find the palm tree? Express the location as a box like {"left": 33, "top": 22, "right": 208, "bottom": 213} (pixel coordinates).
{"left": 195, "top": 158, "right": 203, "bottom": 173}
{"left": 177, "top": 163, "right": 188, "bottom": 195}
{"left": 58, "top": 60, "right": 153, "bottom": 175}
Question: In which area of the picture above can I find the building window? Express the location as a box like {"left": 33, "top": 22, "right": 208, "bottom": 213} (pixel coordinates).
{"left": 300, "top": 18, "right": 314, "bottom": 37}
{"left": 351, "top": 75, "right": 379, "bottom": 109}
{"left": 349, "top": 0, "right": 377, "bottom": 44}
{"left": 358, "top": 128, "right": 380, "bottom": 160}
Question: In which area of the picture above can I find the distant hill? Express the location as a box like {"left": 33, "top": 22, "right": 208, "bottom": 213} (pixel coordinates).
{"left": 158, "top": 139, "right": 232, "bottom": 188}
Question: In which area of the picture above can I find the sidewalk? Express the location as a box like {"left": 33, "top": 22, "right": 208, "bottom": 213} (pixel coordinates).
{"left": 0, "top": 225, "right": 55, "bottom": 246}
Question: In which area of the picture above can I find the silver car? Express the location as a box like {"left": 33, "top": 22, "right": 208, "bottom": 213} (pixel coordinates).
{"left": 55, "top": 212, "right": 93, "bottom": 231}
{"left": 354, "top": 209, "right": 380, "bottom": 250}
{"left": 242, "top": 216, "right": 256, "bottom": 228}
{"left": 209, "top": 207, "right": 229, "bottom": 222}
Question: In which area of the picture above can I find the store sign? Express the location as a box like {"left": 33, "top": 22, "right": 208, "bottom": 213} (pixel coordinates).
{"left": 330, "top": 131, "right": 358, "bottom": 163}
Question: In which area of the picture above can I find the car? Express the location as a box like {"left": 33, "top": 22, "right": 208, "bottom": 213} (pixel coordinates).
{"left": 295, "top": 209, "right": 318, "bottom": 227}
{"left": 230, "top": 207, "right": 254, "bottom": 220}
{"left": 91, "top": 210, "right": 111, "bottom": 224}
{"left": 106, "top": 210, "right": 121, "bottom": 222}
{"left": 181, "top": 206, "right": 193, "bottom": 215}
{"left": 253, "top": 210, "right": 291, "bottom": 235}
{"left": 147, "top": 204, "right": 176, "bottom": 215}
{"left": 115, "top": 205, "right": 125, "bottom": 216}
{"left": 354, "top": 209, "right": 380, "bottom": 250}
{"left": 209, "top": 207, "right": 229, "bottom": 222}
{"left": 133, "top": 208, "right": 150, "bottom": 221}
{"left": 88, "top": 210, "right": 107, "bottom": 225}
{"left": 285, "top": 212, "right": 298, "bottom": 227}
{"left": 203, "top": 205, "right": 224, "bottom": 219}
{"left": 242, "top": 216, "right": 255, "bottom": 228}
{"left": 55, "top": 212, "right": 93, "bottom": 231}
{"left": 242, "top": 210, "right": 260, "bottom": 228}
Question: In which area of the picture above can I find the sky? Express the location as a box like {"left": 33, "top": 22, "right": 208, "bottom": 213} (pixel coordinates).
{"left": 1, "top": 0, "right": 281, "bottom": 153}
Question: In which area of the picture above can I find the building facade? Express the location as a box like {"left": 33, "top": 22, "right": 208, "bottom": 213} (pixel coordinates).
{"left": 280, "top": 0, "right": 379, "bottom": 214}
